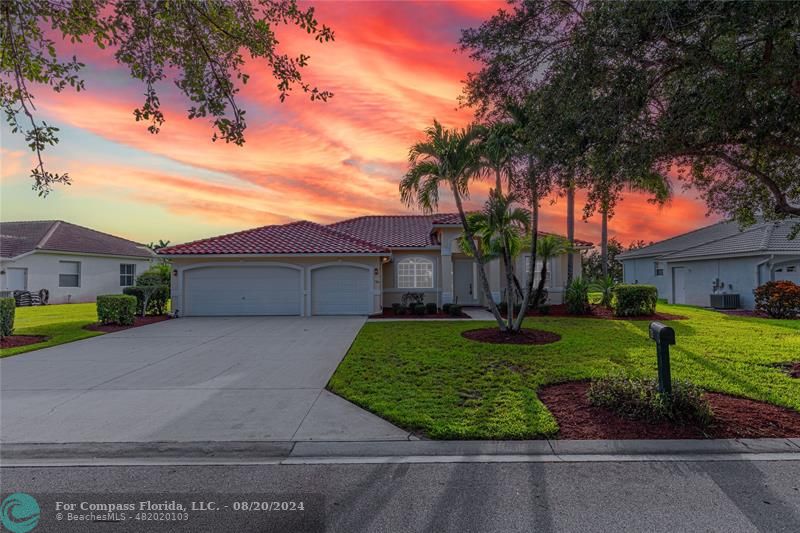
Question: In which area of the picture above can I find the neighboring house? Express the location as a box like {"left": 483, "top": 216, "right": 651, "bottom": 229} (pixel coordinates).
{"left": 158, "top": 215, "right": 591, "bottom": 317}
{"left": 618, "top": 218, "right": 800, "bottom": 310}
{"left": 0, "top": 220, "right": 155, "bottom": 304}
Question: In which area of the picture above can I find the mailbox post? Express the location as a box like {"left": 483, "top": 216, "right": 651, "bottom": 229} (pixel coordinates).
{"left": 649, "top": 321, "right": 676, "bottom": 395}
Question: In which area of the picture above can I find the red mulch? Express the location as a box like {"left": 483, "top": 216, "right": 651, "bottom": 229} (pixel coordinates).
{"left": 85, "top": 315, "right": 171, "bottom": 333}
{"left": 0, "top": 335, "right": 48, "bottom": 349}
{"left": 462, "top": 327, "right": 561, "bottom": 345}
{"left": 539, "top": 381, "right": 800, "bottom": 439}
{"left": 515, "top": 304, "right": 687, "bottom": 321}
{"left": 373, "top": 308, "right": 470, "bottom": 319}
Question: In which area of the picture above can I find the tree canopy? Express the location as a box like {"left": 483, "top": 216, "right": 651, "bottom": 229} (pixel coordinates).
{"left": 461, "top": 0, "right": 800, "bottom": 233}
{"left": 1, "top": 0, "right": 333, "bottom": 194}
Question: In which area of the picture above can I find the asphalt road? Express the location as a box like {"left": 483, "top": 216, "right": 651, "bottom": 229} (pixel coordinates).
{"left": 2, "top": 460, "right": 799, "bottom": 532}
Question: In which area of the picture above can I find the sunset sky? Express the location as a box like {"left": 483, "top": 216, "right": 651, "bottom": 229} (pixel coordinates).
{"left": 0, "top": 1, "right": 718, "bottom": 248}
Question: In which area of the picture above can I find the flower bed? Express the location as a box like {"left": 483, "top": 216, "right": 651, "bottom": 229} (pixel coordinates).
{"left": 0, "top": 335, "right": 48, "bottom": 349}
{"left": 85, "top": 315, "right": 170, "bottom": 333}
{"left": 373, "top": 308, "right": 470, "bottom": 319}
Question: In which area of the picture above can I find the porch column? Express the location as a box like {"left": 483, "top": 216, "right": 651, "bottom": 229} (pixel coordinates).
{"left": 441, "top": 241, "right": 454, "bottom": 304}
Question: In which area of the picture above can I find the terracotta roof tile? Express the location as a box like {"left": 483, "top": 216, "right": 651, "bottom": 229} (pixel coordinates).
{"left": 159, "top": 220, "right": 388, "bottom": 255}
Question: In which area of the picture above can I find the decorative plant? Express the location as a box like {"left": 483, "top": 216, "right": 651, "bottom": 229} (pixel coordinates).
{"left": 401, "top": 292, "right": 425, "bottom": 307}
{"left": 565, "top": 277, "right": 591, "bottom": 315}
{"left": 590, "top": 275, "right": 617, "bottom": 308}
{"left": 754, "top": 281, "right": 800, "bottom": 318}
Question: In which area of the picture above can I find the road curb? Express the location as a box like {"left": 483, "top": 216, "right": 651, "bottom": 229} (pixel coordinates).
{"left": 2, "top": 438, "right": 799, "bottom": 466}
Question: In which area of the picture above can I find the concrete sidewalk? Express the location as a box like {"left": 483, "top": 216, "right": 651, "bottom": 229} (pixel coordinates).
{"left": 3, "top": 438, "right": 798, "bottom": 466}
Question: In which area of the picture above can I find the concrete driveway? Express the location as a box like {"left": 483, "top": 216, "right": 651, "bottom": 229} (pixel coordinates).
{"left": 0, "top": 316, "right": 411, "bottom": 443}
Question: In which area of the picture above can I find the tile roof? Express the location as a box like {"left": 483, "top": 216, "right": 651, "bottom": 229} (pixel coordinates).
{"left": 0, "top": 220, "right": 153, "bottom": 259}
{"left": 158, "top": 220, "right": 389, "bottom": 255}
{"left": 328, "top": 215, "right": 442, "bottom": 248}
{"left": 661, "top": 219, "right": 800, "bottom": 261}
{"left": 617, "top": 220, "right": 745, "bottom": 260}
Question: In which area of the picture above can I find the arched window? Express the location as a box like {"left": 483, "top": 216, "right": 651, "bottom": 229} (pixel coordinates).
{"left": 397, "top": 257, "right": 434, "bottom": 289}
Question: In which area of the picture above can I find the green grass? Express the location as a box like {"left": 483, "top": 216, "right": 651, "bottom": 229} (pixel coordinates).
{"left": 1, "top": 303, "right": 103, "bottom": 358}
{"left": 328, "top": 303, "right": 800, "bottom": 439}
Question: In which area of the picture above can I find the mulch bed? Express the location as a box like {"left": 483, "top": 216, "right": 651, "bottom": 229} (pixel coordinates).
{"left": 514, "top": 304, "right": 687, "bottom": 321}
{"left": 539, "top": 381, "right": 800, "bottom": 439}
{"left": 373, "top": 308, "right": 470, "bottom": 319}
{"left": 85, "top": 315, "right": 171, "bottom": 333}
{"left": 461, "top": 327, "right": 561, "bottom": 345}
{"left": 0, "top": 335, "right": 48, "bottom": 349}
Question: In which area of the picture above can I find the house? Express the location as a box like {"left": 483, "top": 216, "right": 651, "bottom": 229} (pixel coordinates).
{"left": 0, "top": 220, "right": 155, "bottom": 304}
{"left": 158, "top": 215, "right": 592, "bottom": 316}
{"left": 618, "top": 218, "right": 800, "bottom": 310}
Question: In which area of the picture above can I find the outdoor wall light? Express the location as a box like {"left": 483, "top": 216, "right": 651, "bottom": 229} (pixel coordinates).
{"left": 173, "top": 269, "right": 178, "bottom": 276}
{"left": 374, "top": 267, "right": 379, "bottom": 275}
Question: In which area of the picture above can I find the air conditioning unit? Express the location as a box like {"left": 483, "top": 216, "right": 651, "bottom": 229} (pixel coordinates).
{"left": 710, "top": 293, "right": 740, "bottom": 309}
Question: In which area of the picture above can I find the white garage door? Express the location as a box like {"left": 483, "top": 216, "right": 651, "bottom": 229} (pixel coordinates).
{"left": 184, "top": 266, "right": 301, "bottom": 316}
{"left": 774, "top": 263, "right": 800, "bottom": 284}
{"left": 311, "top": 265, "right": 371, "bottom": 315}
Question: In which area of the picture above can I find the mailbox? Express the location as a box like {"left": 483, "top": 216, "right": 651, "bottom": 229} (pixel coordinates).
{"left": 649, "top": 321, "right": 675, "bottom": 394}
{"left": 649, "top": 322, "right": 675, "bottom": 346}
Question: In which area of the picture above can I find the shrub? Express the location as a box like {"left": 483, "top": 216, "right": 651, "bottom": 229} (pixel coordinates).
{"left": 391, "top": 303, "right": 402, "bottom": 315}
{"left": 401, "top": 292, "right": 424, "bottom": 306}
{"left": 138, "top": 264, "right": 171, "bottom": 286}
{"left": 425, "top": 302, "right": 438, "bottom": 314}
{"left": 97, "top": 294, "right": 136, "bottom": 326}
{"left": 442, "top": 303, "right": 452, "bottom": 314}
{"left": 0, "top": 297, "right": 15, "bottom": 338}
{"left": 538, "top": 305, "right": 551, "bottom": 315}
{"left": 612, "top": 284, "right": 658, "bottom": 317}
{"left": 590, "top": 276, "right": 616, "bottom": 307}
{"left": 588, "top": 376, "right": 713, "bottom": 427}
{"left": 395, "top": 305, "right": 407, "bottom": 316}
{"left": 448, "top": 304, "right": 462, "bottom": 317}
{"left": 565, "top": 278, "right": 591, "bottom": 315}
{"left": 412, "top": 303, "right": 426, "bottom": 316}
{"left": 754, "top": 280, "right": 800, "bottom": 318}
{"left": 123, "top": 285, "right": 169, "bottom": 316}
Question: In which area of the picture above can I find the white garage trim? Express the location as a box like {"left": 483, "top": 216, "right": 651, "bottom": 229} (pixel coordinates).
{"left": 308, "top": 262, "right": 374, "bottom": 316}
{"left": 180, "top": 262, "right": 304, "bottom": 316}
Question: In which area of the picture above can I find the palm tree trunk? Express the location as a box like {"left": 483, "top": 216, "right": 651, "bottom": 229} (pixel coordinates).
{"left": 566, "top": 181, "right": 575, "bottom": 284}
{"left": 601, "top": 202, "right": 609, "bottom": 279}
{"left": 502, "top": 241, "right": 515, "bottom": 329}
{"left": 533, "top": 261, "right": 548, "bottom": 306}
{"left": 495, "top": 167, "right": 502, "bottom": 196}
{"left": 452, "top": 183, "right": 507, "bottom": 330}
{"left": 513, "top": 161, "right": 539, "bottom": 332}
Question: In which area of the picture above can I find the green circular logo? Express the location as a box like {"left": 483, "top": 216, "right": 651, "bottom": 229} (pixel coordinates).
{"left": 1, "top": 493, "right": 40, "bottom": 533}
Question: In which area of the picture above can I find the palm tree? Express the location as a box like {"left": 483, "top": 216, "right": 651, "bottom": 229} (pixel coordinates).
{"left": 479, "top": 122, "right": 516, "bottom": 196}
{"left": 400, "top": 120, "right": 508, "bottom": 329}
{"left": 457, "top": 191, "right": 530, "bottom": 328}
{"left": 526, "top": 234, "right": 572, "bottom": 308}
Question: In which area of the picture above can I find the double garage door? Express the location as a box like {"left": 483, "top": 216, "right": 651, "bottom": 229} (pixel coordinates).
{"left": 183, "top": 265, "right": 371, "bottom": 316}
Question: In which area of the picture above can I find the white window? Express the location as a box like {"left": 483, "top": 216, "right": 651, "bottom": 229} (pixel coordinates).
{"left": 120, "top": 264, "right": 136, "bottom": 286}
{"left": 59, "top": 261, "right": 81, "bottom": 287}
{"left": 654, "top": 262, "right": 664, "bottom": 276}
{"left": 397, "top": 258, "right": 434, "bottom": 289}
{"left": 788, "top": 266, "right": 797, "bottom": 273}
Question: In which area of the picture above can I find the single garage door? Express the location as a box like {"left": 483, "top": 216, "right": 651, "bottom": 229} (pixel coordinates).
{"left": 311, "top": 265, "right": 371, "bottom": 315}
{"left": 184, "top": 266, "right": 301, "bottom": 316}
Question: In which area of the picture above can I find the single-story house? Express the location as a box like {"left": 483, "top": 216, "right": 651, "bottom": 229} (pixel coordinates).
{"left": 618, "top": 218, "right": 800, "bottom": 310}
{"left": 0, "top": 220, "right": 155, "bottom": 304}
{"left": 158, "top": 215, "right": 592, "bottom": 317}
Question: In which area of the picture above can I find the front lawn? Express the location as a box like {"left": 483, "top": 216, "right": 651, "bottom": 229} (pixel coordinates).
{"left": 328, "top": 304, "right": 800, "bottom": 439}
{"left": 0, "top": 303, "right": 103, "bottom": 358}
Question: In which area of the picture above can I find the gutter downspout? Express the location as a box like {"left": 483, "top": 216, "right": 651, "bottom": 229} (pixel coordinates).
{"left": 755, "top": 255, "right": 773, "bottom": 286}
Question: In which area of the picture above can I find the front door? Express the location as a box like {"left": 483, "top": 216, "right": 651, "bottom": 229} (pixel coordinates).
{"left": 453, "top": 259, "right": 478, "bottom": 305}
{"left": 672, "top": 267, "right": 686, "bottom": 304}
{"left": 7, "top": 268, "right": 27, "bottom": 290}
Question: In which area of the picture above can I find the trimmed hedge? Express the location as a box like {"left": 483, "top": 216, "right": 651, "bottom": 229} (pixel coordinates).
{"left": 412, "top": 303, "right": 426, "bottom": 316}
{"left": 448, "top": 304, "right": 463, "bottom": 317}
{"left": 425, "top": 302, "right": 438, "bottom": 314}
{"left": 612, "top": 284, "right": 658, "bottom": 317}
{"left": 0, "top": 297, "right": 15, "bottom": 338}
{"left": 754, "top": 280, "right": 800, "bottom": 318}
{"left": 97, "top": 294, "right": 136, "bottom": 326}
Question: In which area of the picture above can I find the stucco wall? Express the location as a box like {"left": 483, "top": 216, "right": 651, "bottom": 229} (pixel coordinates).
{"left": 667, "top": 256, "right": 767, "bottom": 309}
{"left": 381, "top": 250, "right": 441, "bottom": 306}
{"left": 168, "top": 255, "right": 384, "bottom": 316}
{"left": 622, "top": 257, "right": 670, "bottom": 300}
{"left": 0, "top": 252, "right": 154, "bottom": 304}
